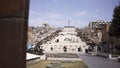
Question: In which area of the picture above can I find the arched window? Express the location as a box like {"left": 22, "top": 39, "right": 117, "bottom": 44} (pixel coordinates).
{"left": 55, "top": 39, "right": 59, "bottom": 42}
{"left": 76, "top": 39, "right": 79, "bottom": 43}
{"left": 63, "top": 46, "right": 67, "bottom": 52}
{"left": 50, "top": 47, "right": 53, "bottom": 51}
{"left": 64, "top": 38, "right": 71, "bottom": 42}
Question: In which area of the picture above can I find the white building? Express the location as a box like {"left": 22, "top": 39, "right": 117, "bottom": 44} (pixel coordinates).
{"left": 42, "top": 26, "right": 88, "bottom": 53}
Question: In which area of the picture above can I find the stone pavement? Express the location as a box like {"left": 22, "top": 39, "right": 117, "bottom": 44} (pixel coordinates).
{"left": 47, "top": 58, "right": 82, "bottom": 61}
{"left": 78, "top": 53, "right": 120, "bottom": 68}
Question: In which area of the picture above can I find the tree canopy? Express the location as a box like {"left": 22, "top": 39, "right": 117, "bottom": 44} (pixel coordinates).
{"left": 109, "top": 4, "right": 120, "bottom": 37}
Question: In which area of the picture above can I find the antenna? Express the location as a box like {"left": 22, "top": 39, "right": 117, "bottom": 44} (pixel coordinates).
{"left": 68, "top": 20, "right": 70, "bottom": 26}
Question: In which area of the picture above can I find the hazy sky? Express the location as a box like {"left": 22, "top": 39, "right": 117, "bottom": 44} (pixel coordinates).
{"left": 29, "top": 0, "right": 119, "bottom": 28}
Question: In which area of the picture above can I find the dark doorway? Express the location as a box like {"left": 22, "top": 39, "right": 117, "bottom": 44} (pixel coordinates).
{"left": 78, "top": 47, "right": 81, "bottom": 52}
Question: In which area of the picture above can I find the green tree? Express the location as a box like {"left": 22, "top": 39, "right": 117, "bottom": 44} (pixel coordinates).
{"left": 109, "top": 4, "right": 120, "bottom": 37}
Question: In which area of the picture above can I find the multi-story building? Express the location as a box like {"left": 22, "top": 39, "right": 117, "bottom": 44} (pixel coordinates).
{"left": 88, "top": 20, "right": 111, "bottom": 41}
{"left": 89, "top": 20, "right": 111, "bottom": 30}
{"left": 88, "top": 20, "right": 111, "bottom": 53}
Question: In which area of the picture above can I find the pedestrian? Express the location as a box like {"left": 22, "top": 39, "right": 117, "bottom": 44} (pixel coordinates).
{"left": 45, "top": 55, "right": 47, "bottom": 60}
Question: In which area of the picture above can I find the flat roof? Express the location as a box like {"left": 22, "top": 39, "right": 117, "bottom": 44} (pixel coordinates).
{"left": 64, "top": 26, "right": 75, "bottom": 28}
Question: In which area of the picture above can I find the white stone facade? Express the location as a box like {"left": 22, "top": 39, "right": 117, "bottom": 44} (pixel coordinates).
{"left": 42, "top": 26, "right": 88, "bottom": 53}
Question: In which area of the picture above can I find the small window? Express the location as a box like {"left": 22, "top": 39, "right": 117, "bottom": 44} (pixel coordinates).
{"left": 50, "top": 47, "right": 53, "bottom": 51}
{"left": 55, "top": 39, "right": 59, "bottom": 42}
{"left": 63, "top": 46, "right": 67, "bottom": 52}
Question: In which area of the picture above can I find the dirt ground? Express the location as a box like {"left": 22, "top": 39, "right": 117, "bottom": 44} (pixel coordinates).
{"left": 27, "top": 60, "right": 88, "bottom": 68}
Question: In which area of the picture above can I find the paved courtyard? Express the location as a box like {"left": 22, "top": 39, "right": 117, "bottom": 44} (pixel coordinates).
{"left": 46, "top": 53, "right": 79, "bottom": 58}
{"left": 78, "top": 53, "right": 120, "bottom": 68}
{"left": 46, "top": 53, "right": 81, "bottom": 61}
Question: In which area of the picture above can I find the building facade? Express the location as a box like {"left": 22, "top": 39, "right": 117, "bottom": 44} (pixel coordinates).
{"left": 42, "top": 26, "right": 88, "bottom": 53}
{"left": 89, "top": 20, "right": 111, "bottom": 30}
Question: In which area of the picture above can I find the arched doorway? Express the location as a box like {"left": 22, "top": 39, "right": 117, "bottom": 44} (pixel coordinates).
{"left": 78, "top": 47, "right": 81, "bottom": 52}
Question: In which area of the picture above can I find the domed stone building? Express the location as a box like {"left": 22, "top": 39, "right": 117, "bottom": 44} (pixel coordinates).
{"left": 42, "top": 26, "right": 88, "bottom": 53}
